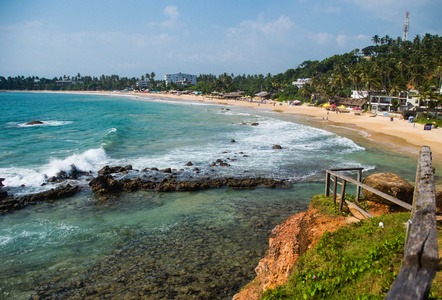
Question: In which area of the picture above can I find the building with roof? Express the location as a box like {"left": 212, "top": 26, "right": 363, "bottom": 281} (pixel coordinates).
{"left": 292, "top": 78, "right": 311, "bottom": 88}
{"left": 164, "top": 72, "right": 197, "bottom": 86}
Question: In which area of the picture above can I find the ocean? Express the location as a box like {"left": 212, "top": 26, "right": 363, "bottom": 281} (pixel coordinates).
{"left": 0, "top": 91, "right": 419, "bottom": 299}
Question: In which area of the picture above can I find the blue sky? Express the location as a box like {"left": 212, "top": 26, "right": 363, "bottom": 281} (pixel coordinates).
{"left": 1, "top": 0, "right": 441, "bottom": 79}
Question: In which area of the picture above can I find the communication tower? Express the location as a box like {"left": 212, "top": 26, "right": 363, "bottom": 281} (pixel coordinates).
{"left": 403, "top": 11, "right": 410, "bottom": 41}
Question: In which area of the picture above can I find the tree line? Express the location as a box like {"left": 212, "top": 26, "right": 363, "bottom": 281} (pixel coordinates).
{"left": 1, "top": 33, "right": 441, "bottom": 106}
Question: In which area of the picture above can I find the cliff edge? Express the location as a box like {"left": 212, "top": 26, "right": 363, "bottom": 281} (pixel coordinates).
{"left": 233, "top": 201, "right": 347, "bottom": 300}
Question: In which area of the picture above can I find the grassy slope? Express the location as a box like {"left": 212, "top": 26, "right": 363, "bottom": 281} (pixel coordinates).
{"left": 260, "top": 195, "right": 442, "bottom": 300}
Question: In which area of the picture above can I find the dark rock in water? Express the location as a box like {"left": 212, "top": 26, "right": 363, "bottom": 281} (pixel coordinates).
{"left": 272, "top": 145, "right": 282, "bottom": 149}
{"left": 251, "top": 123, "right": 259, "bottom": 126}
{"left": 151, "top": 167, "right": 159, "bottom": 171}
{"left": 56, "top": 170, "right": 68, "bottom": 179}
{"left": 98, "top": 165, "right": 132, "bottom": 176}
{"left": 186, "top": 161, "right": 193, "bottom": 166}
{"left": 160, "top": 168, "right": 172, "bottom": 173}
{"left": 219, "top": 162, "right": 230, "bottom": 167}
{"left": 47, "top": 176, "right": 58, "bottom": 183}
{"left": 26, "top": 120, "right": 44, "bottom": 125}
{"left": 230, "top": 139, "right": 236, "bottom": 143}
{"left": 0, "top": 184, "right": 80, "bottom": 214}
{"left": 0, "top": 178, "right": 5, "bottom": 187}
{"left": 89, "top": 174, "right": 289, "bottom": 197}
{"left": 0, "top": 190, "right": 7, "bottom": 201}
{"left": 68, "top": 165, "right": 79, "bottom": 179}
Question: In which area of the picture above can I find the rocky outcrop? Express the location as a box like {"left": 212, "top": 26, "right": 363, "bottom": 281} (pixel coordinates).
{"left": 0, "top": 178, "right": 7, "bottom": 201}
{"left": 26, "top": 120, "right": 44, "bottom": 125}
{"left": 0, "top": 184, "right": 80, "bottom": 214}
{"left": 89, "top": 175, "right": 289, "bottom": 198}
{"left": 98, "top": 165, "right": 133, "bottom": 176}
{"left": 363, "top": 173, "right": 414, "bottom": 205}
{"left": 233, "top": 203, "right": 347, "bottom": 300}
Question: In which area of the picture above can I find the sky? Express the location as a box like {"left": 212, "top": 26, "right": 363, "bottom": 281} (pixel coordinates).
{"left": 0, "top": 0, "right": 441, "bottom": 79}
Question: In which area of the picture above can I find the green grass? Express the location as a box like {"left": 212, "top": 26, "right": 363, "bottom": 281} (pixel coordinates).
{"left": 260, "top": 201, "right": 410, "bottom": 300}
{"left": 413, "top": 115, "right": 442, "bottom": 127}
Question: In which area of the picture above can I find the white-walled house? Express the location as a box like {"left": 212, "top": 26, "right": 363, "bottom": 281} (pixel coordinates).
{"left": 292, "top": 78, "right": 311, "bottom": 88}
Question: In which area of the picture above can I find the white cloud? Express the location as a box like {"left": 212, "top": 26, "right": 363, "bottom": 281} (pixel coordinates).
{"left": 164, "top": 6, "right": 179, "bottom": 20}
{"left": 313, "top": 4, "right": 341, "bottom": 14}
{"left": 311, "top": 32, "right": 334, "bottom": 45}
{"left": 228, "top": 14, "right": 294, "bottom": 41}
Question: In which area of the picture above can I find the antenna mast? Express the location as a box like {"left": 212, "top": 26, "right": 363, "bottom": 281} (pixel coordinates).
{"left": 403, "top": 11, "right": 410, "bottom": 41}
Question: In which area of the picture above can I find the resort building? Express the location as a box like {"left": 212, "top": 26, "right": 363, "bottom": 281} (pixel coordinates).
{"left": 56, "top": 76, "right": 83, "bottom": 87}
{"left": 292, "top": 78, "right": 311, "bottom": 88}
{"left": 254, "top": 91, "right": 270, "bottom": 100}
{"left": 136, "top": 80, "right": 151, "bottom": 88}
{"left": 368, "top": 92, "right": 409, "bottom": 113}
{"left": 164, "top": 72, "right": 197, "bottom": 86}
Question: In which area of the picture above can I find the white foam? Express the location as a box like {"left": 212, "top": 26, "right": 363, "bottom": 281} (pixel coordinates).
{"left": 42, "top": 148, "right": 109, "bottom": 177}
{"left": 109, "top": 116, "right": 369, "bottom": 181}
{"left": 17, "top": 120, "right": 73, "bottom": 127}
{"left": 1, "top": 148, "right": 109, "bottom": 193}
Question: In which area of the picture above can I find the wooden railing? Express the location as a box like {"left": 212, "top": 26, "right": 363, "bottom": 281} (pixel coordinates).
{"left": 385, "top": 146, "right": 438, "bottom": 299}
{"left": 324, "top": 146, "right": 438, "bottom": 299}
{"left": 325, "top": 167, "right": 412, "bottom": 218}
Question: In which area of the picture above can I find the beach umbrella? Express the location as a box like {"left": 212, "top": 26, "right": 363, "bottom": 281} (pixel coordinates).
{"left": 323, "top": 103, "right": 330, "bottom": 108}
{"left": 330, "top": 104, "right": 337, "bottom": 108}
{"left": 354, "top": 107, "right": 362, "bottom": 110}
{"left": 338, "top": 105, "right": 346, "bottom": 109}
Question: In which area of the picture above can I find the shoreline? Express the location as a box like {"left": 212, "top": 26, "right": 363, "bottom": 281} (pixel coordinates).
{"left": 17, "top": 90, "right": 442, "bottom": 178}
{"left": 142, "top": 92, "right": 442, "bottom": 163}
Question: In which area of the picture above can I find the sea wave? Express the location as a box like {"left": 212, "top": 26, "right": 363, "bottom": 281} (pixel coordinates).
{"left": 1, "top": 148, "right": 109, "bottom": 195}
{"left": 109, "top": 116, "right": 370, "bottom": 182}
{"left": 43, "top": 148, "right": 109, "bottom": 178}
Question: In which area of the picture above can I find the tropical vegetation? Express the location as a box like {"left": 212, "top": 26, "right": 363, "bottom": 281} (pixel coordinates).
{"left": 1, "top": 33, "right": 441, "bottom": 109}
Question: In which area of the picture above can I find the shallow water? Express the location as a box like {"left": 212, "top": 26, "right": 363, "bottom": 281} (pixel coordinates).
{"left": 1, "top": 184, "right": 321, "bottom": 299}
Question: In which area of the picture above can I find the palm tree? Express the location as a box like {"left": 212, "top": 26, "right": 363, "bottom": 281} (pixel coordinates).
{"left": 372, "top": 35, "right": 380, "bottom": 45}
{"left": 360, "top": 63, "right": 381, "bottom": 104}
{"left": 348, "top": 65, "right": 361, "bottom": 92}
{"left": 417, "top": 79, "right": 436, "bottom": 117}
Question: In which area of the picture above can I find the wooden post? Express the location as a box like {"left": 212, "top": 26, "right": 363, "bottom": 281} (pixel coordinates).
{"left": 385, "top": 146, "right": 438, "bottom": 300}
{"left": 325, "top": 171, "right": 331, "bottom": 196}
{"left": 356, "top": 169, "right": 362, "bottom": 203}
{"left": 333, "top": 175, "right": 338, "bottom": 205}
{"left": 339, "top": 180, "right": 346, "bottom": 211}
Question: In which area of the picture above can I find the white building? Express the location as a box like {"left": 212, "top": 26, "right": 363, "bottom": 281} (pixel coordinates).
{"left": 164, "top": 72, "right": 197, "bottom": 85}
{"left": 351, "top": 91, "right": 368, "bottom": 99}
{"left": 292, "top": 78, "right": 311, "bottom": 88}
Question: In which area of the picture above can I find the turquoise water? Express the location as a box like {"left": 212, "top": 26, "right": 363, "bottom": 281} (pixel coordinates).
{"left": 0, "top": 92, "right": 421, "bottom": 299}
